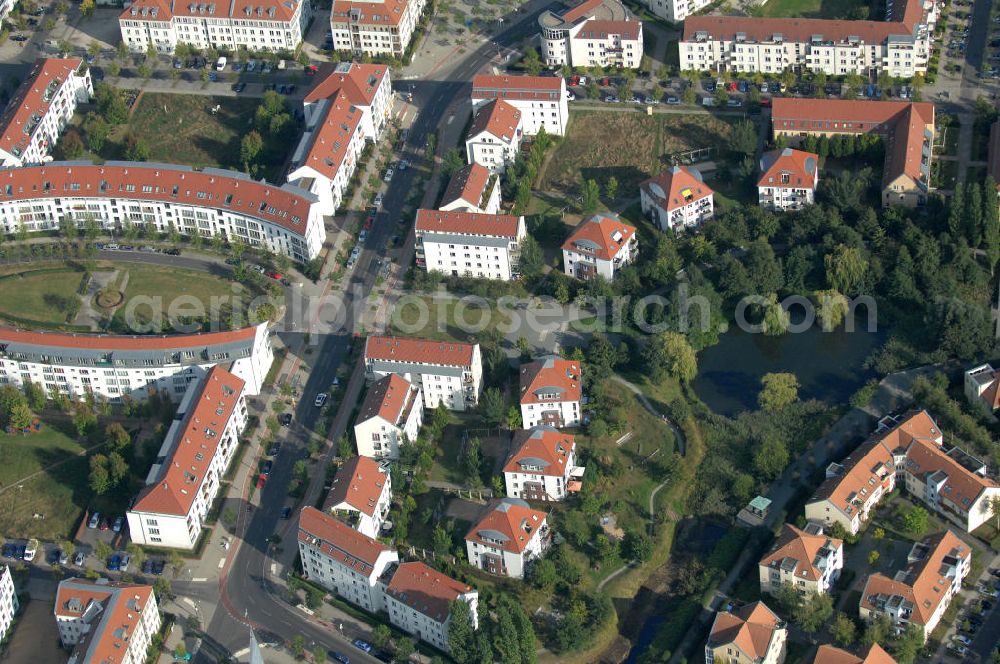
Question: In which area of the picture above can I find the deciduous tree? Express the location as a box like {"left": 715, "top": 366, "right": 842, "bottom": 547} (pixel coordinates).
{"left": 758, "top": 372, "right": 799, "bottom": 411}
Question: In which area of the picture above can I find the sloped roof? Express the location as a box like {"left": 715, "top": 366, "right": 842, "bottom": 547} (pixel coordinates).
{"left": 758, "top": 523, "right": 842, "bottom": 583}
{"left": 504, "top": 427, "right": 576, "bottom": 477}
{"left": 356, "top": 373, "right": 418, "bottom": 427}
{"left": 414, "top": 209, "right": 521, "bottom": 239}
{"left": 472, "top": 75, "right": 564, "bottom": 103}
{"left": 365, "top": 336, "right": 477, "bottom": 367}
{"left": 298, "top": 506, "right": 393, "bottom": 576}
{"left": 641, "top": 165, "right": 713, "bottom": 212}
{"left": 331, "top": 0, "right": 411, "bottom": 26}
{"left": 440, "top": 163, "right": 492, "bottom": 210}
{"left": 385, "top": 561, "right": 474, "bottom": 623}
{"left": 577, "top": 19, "right": 641, "bottom": 40}
{"left": 468, "top": 99, "right": 522, "bottom": 143}
{"left": 707, "top": 601, "right": 784, "bottom": 661}
{"left": 519, "top": 356, "right": 582, "bottom": 405}
{"left": 304, "top": 62, "right": 387, "bottom": 105}
{"left": 122, "top": 0, "right": 303, "bottom": 22}
{"left": 54, "top": 580, "right": 155, "bottom": 664}
{"left": 902, "top": 438, "right": 997, "bottom": 511}
{"left": 561, "top": 212, "right": 636, "bottom": 262}
{"left": 0, "top": 324, "right": 257, "bottom": 351}
{"left": 465, "top": 498, "right": 547, "bottom": 554}
{"left": 758, "top": 148, "right": 819, "bottom": 190}
{"left": 0, "top": 58, "right": 84, "bottom": 160}
{"left": 297, "top": 89, "right": 364, "bottom": 180}
{"left": 327, "top": 456, "right": 389, "bottom": 518}
{"left": 813, "top": 643, "right": 897, "bottom": 664}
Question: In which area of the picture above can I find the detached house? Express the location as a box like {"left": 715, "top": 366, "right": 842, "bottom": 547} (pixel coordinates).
{"left": 705, "top": 601, "right": 787, "bottom": 664}
{"left": 439, "top": 163, "right": 500, "bottom": 215}
{"left": 758, "top": 523, "right": 843, "bottom": 596}
{"left": 964, "top": 363, "right": 1000, "bottom": 412}
{"left": 503, "top": 427, "right": 585, "bottom": 501}
{"left": 561, "top": 212, "right": 638, "bottom": 281}
{"left": 758, "top": 148, "right": 819, "bottom": 212}
{"left": 325, "top": 456, "right": 392, "bottom": 538}
{"left": 464, "top": 99, "right": 523, "bottom": 173}
{"left": 382, "top": 561, "right": 479, "bottom": 654}
{"left": 364, "top": 336, "right": 483, "bottom": 411}
{"left": 353, "top": 373, "right": 423, "bottom": 459}
{"left": 519, "top": 356, "right": 583, "bottom": 429}
{"left": 465, "top": 498, "right": 550, "bottom": 579}
{"left": 812, "top": 643, "right": 897, "bottom": 664}
{"left": 640, "top": 165, "right": 715, "bottom": 231}
{"left": 859, "top": 530, "right": 971, "bottom": 641}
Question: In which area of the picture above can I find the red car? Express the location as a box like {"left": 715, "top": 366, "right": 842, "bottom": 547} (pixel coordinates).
{"left": 256, "top": 473, "right": 267, "bottom": 489}
{"left": 304, "top": 64, "right": 318, "bottom": 75}
{"left": 727, "top": 81, "right": 737, "bottom": 92}
{"left": 363, "top": 214, "right": 375, "bottom": 230}
{"left": 268, "top": 272, "right": 282, "bottom": 280}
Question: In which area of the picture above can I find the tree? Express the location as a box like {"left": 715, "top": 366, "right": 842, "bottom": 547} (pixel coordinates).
{"left": 89, "top": 455, "right": 110, "bottom": 495}
{"left": 825, "top": 244, "right": 868, "bottom": 294}
{"left": 442, "top": 147, "right": 465, "bottom": 176}
{"left": 480, "top": 387, "right": 505, "bottom": 426}
{"left": 794, "top": 592, "right": 833, "bottom": 634}
{"left": 448, "top": 600, "right": 477, "bottom": 663}
{"left": 758, "top": 372, "right": 799, "bottom": 411}
{"left": 371, "top": 624, "right": 392, "bottom": 650}
{"left": 290, "top": 635, "right": 305, "bottom": 658}
{"left": 605, "top": 176, "right": 619, "bottom": 200}
{"left": 23, "top": 380, "right": 46, "bottom": 410}
{"left": 57, "top": 130, "right": 85, "bottom": 160}
{"left": 731, "top": 119, "right": 758, "bottom": 155}
{"left": 984, "top": 176, "right": 1000, "bottom": 272}
{"left": 830, "top": 612, "right": 857, "bottom": 647}
{"left": 312, "top": 646, "right": 327, "bottom": 663}
{"left": 814, "top": 289, "right": 849, "bottom": 331}
{"left": 903, "top": 506, "right": 929, "bottom": 536}
{"left": 868, "top": 550, "right": 880, "bottom": 566}
{"left": 580, "top": 178, "right": 600, "bottom": 215}
{"left": 623, "top": 530, "right": 652, "bottom": 561}
{"left": 108, "top": 452, "right": 128, "bottom": 485}
{"left": 463, "top": 438, "right": 482, "bottom": 486}
{"left": 95, "top": 540, "right": 112, "bottom": 562}
{"left": 643, "top": 331, "right": 697, "bottom": 383}
{"left": 395, "top": 638, "right": 416, "bottom": 662}
{"left": 990, "top": 494, "right": 1000, "bottom": 530}
{"left": 517, "top": 235, "right": 544, "bottom": 279}
{"left": 105, "top": 422, "right": 131, "bottom": 452}
{"left": 522, "top": 47, "right": 542, "bottom": 75}
{"left": 123, "top": 133, "right": 150, "bottom": 161}
{"left": 893, "top": 623, "right": 924, "bottom": 664}
{"left": 7, "top": 401, "right": 33, "bottom": 429}
{"left": 74, "top": 407, "right": 97, "bottom": 437}
{"left": 753, "top": 437, "right": 789, "bottom": 480}
{"left": 240, "top": 130, "right": 264, "bottom": 174}
{"left": 528, "top": 557, "right": 557, "bottom": 590}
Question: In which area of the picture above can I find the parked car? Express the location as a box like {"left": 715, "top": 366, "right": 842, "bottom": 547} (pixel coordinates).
{"left": 151, "top": 559, "right": 166, "bottom": 575}
{"left": 359, "top": 230, "right": 368, "bottom": 243}
{"left": 268, "top": 442, "right": 281, "bottom": 456}
{"left": 119, "top": 554, "right": 130, "bottom": 572}
{"left": 373, "top": 192, "right": 384, "bottom": 207}
{"left": 666, "top": 96, "right": 681, "bottom": 105}
{"left": 352, "top": 640, "right": 372, "bottom": 653}
{"left": 88, "top": 512, "right": 101, "bottom": 529}
{"left": 164, "top": 248, "right": 181, "bottom": 256}
{"left": 112, "top": 516, "right": 124, "bottom": 532}
{"left": 99, "top": 517, "right": 110, "bottom": 531}
{"left": 329, "top": 652, "right": 350, "bottom": 664}
{"left": 73, "top": 551, "right": 86, "bottom": 566}
{"left": 23, "top": 540, "right": 37, "bottom": 562}
{"left": 256, "top": 474, "right": 267, "bottom": 489}
{"left": 2, "top": 544, "right": 15, "bottom": 559}
{"left": 261, "top": 460, "right": 273, "bottom": 475}
{"left": 954, "top": 634, "right": 972, "bottom": 646}
{"left": 383, "top": 168, "right": 394, "bottom": 182}
{"left": 281, "top": 506, "right": 292, "bottom": 519}
{"left": 314, "top": 393, "right": 328, "bottom": 407}
{"left": 58, "top": 549, "right": 69, "bottom": 565}
{"left": 232, "top": 82, "right": 246, "bottom": 93}
{"left": 107, "top": 554, "right": 122, "bottom": 571}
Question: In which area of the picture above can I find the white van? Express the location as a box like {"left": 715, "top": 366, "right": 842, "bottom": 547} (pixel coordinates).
{"left": 216, "top": 56, "right": 227, "bottom": 71}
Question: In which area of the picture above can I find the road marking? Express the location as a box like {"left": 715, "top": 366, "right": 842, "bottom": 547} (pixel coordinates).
{"left": 447, "top": 114, "right": 455, "bottom": 125}
{"left": 271, "top": 562, "right": 278, "bottom": 575}
{"left": 192, "top": 577, "right": 208, "bottom": 582}
{"left": 218, "top": 558, "right": 225, "bottom": 569}
{"left": 182, "top": 597, "right": 196, "bottom": 608}
{"left": 232, "top": 648, "right": 249, "bottom": 658}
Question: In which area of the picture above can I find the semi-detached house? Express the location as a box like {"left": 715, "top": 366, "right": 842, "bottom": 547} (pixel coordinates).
{"left": 471, "top": 75, "right": 569, "bottom": 136}
{"left": 812, "top": 643, "right": 897, "bottom": 664}
{"left": 758, "top": 523, "right": 843, "bottom": 596}
{"left": 324, "top": 455, "right": 392, "bottom": 538}
{"left": 758, "top": 148, "right": 819, "bottom": 212}
{"left": 519, "top": 356, "right": 583, "bottom": 429}
{"left": 364, "top": 336, "right": 483, "bottom": 411}
{"left": 127, "top": 366, "right": 248, "bottom": 549}
{"left": 383, "top": 561, "right": 478, "bottom": 654}
{"left": 414, "top": 209, "right": 526, "bottom": 281}
{"left": 353, "top": 373, "right": 423, "bottom": 459}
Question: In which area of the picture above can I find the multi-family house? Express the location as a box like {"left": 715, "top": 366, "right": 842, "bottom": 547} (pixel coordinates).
{"left": 329, "top": 0, "right": 427, "bottom": 58}
{"left": 353, "top": 373, "right": 423, "bottom": 459}
{"left": 640, "top": 165, "right": 715, "bottom": 231}
{"left": 0, "top": 58, "right": 92, "bottom": 168}
{"left": 758, "top": 148, "right": 819, "bottom": 212}
{"left": 519, "top": 356, "right": 582, "bottom": 429}
{"left": 287, "top": 63, "right": 392, "bottom": 218}
{"left": 464, "top": 100, "right": 523, "bottom": 174}
{"left": 325, "top": 456, "right": 392, "bottom": 539}
{"left": 471, "top": 75, "right": 569, "bottom": 136}
{"left": 298, "top": 506, "right": 399, "bottom": 614}
{"left": 644, "top": 0, "right": 712, "bottom": 22}
{"left": 127, "top": 367, "right": 248, "bottom": 549}
{"left": 439, "top": 163, "right": 501, "bottom": 215}
{"left": 465, "top": 498, "right": 550, "bottom": 579}
{"left": 119, "top": 0, "right": 310, "bottom": 53}
{"left": 771, "top": 99, "right": 935, "bottom": 208}
{"left": 538, "top": 0, "right": 643, "bottom": 69}
{"left": 414, "top": 209, "right": 526, "bottom": 281}
{"left": 54, "top": 580, "right": 161, "bottom": 664}
{"left": 503, "top": 427, "right": 585, "bottom": 501}
{"left": 812, "top": 643, "right": 897, "bottom": 664}
{"left": 963, "top": 363, "right": 1000, "bottom": 412}
{"left": 0, "top": 0, "right": 14, "bottom": 32}
{"left": 561, "top": 212, "right": 637, "bottom": 280}
{"left": 381, "top": 561, "right": 478, "bottom": 654}
{"left": 758, "top": 523, "right": 844, "bottom": 596}
{"left": 705, "top": 601, "right": 787, "bottom": 664}
{"left": 364, "top": 336, "right": 483, "bottom": 411}
{"left": 0, "top": 565, "right": 17, "bottom": 644}
{"left": 859, "top": 530, "right": 971, "bottom": 641}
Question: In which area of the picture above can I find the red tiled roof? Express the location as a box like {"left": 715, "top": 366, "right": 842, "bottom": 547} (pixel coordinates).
{"left": 365, "top": 335, "right": 476, "bottom": 367}
{"left": 519, "top": 356, "right": 582, "bottom": 405}
{"left": 0, "top": 163, "right": 317, "bottom": 234}
{"left": 577, "top": 19, "right": 641, "bottom": 40}
{"left": 356, "top": 373, "right": 418, "bottom": 426}
{"left": 903, "top": 438, "right": 998, "bottom": 510}
{"left": 472, "top": 75, "right": 564, "bottom": 103}
{"left": 758, "top": 524, "right": 842, "bottom": 583}
{"left": 441, "top": 163, "right": 492, "bottom": 209}
{"left": 298, "top": 89, "right": 364, "bottom": 180}
{"left": 641, "top": 165, "right": 714, "bottom": 212}
{"left": 708, "top": 601, "right": 783, "bottom": 661}
{"left": 468, "top": 99, "right": 522, "bottom": 142}
{"left": 131, "top": 366, "right": 245, "bottom": 517}
{"left": 331, "top": 0, "right": 410, "bottom": 26}
{"left": 758, "top": 148, "right": 819, "bottom": 190}
{"left": 562, "top": 0, "right": 606, "bottom": 22}
{"left": 119, "top": 0, "right": 173, "bottom": 20}
{"left": 813, "top": 643, "right": 897, "bottom": 664}
{"left": 55, "top": 580, "right": 155, "bottom": 664}
{"left": 385, "top": 561, "right": 473, "bottom": 623}
{"left": 561, "top": 212, "right": 635, "bottom": 262}
{"left": 414, "top": 209, "right": 521, "bottom": 239}
{"left": 0, "top": 324, "right": 257, "bottom": 352}
{"left": 504, "top": 427, "right": 576, "bottom": 477}
{"left": 0, "top": 58, "right": 84, "bottom": 159}
{"left": 465, "top": 499, "right": 547, "bottom": 554}
{"left": 298, "top": 506, "right": 393, "bottom": 576}
{"left": 122, "top": 0, "right": 302, "bottom": 22}
{"left": 683, "top": 8, "right": 924, "bottom": 45}
{"left": 327, "top": 456, "right": 388, "bottom": 518}
{"left": 304, "top": 63, "right": 387, "bottom": 105}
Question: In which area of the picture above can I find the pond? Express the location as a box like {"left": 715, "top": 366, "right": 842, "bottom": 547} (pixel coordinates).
{"left": 692, "top": 320, "right": 885, "bottom": 417}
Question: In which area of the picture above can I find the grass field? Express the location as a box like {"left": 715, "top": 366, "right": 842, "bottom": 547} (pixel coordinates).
{"left": 0, "top": 267, "right": 85, "bottom": 325}
{"left": 118, "top": 262, "right": 245, "bottom": 321}
{"left": 389, "top": 294, "right": 514, "bottom": 342}
{"left": 540, "top": 111, "right": 739, "bottom": 203}
{"left": 756, "top": 0, "right": 870, "bottom": 18}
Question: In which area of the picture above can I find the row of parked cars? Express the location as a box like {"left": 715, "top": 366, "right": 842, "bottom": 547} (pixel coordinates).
{"left": 87, "top": 512, "right": 124, "bottom": 532}
{"left": 947, "top": 569, "right": 1000, "bottom": 657}
{"left": 98, "top": 243, "right": 182, "bottom": 256}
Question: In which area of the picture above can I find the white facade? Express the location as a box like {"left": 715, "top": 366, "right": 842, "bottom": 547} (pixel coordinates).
{"left": 758, "top": 524, "right": 844, "bottom": 597}
{"left": 364, "top": 336, "right": 483, "bottom": 412}
{"left": 0, "top": 59, "right": 93, "bottom": 168}
{"left": 561, "top": 212, "right": 638, "bottom": 281}
{"left": 0, "top": 162, "right": 326, "bottom": 260}
{"left": 471, "top": 76, "right": 570, "bottom": 137}
{"left": 127, "top": 367, "right": 247, "bottom": 549}
{"left": 119, "top": 0, "right": 310, "bottom": 53}
{"left": 538, "top": 0, "right": 643, "bottom": 69}
{"left": 465, "top": 499, "right": 550, "bottom": 580}
{"left": 383, "top": 562, "right": 478, "bottom": 654}
{"left": 503, "top": 427, "right": 583, "bottom": 502}
{"left": 519, "top": 357, "right": 583, "bottom": 429}
{"left": 326, "top": 456, "right": 393, "bottom": 539}
{"left": 0, "top": 0, "right": 14, "bottom": 32}
{"left": 464, "top": 101, "right": 523, "bottom": 175}
{"left": 0, "top": 323, "right": 271, "bottom": 403}
{"left": 353, "top": 374, "right": 424, "bottom": 459}
{"left": 0, "top": 566, "right": 17, "bottom": 644}
{"left": 521, "top": 396, "right": 580, "bottom": 430}
{"left": 645, "top": 0, "right": 711, "bottom": 22}
{"left": 438, "top": 178, "right": 501, "bottom": 215}
{"left": 329, "top": 0, "right": 427, "bottom": 57}
{"left": 639, "top": 166, "right": 715, "bottom": 232}
{"left": 55, "top": 581, "right": 160, "bottom": 664}
{"left": 964, "top": 363, "right": 999, "bottom": 411}
{"left": 757, "top": 148, "right": 819, "bottom": 212}
{"left": 415, "top": 210, "right": 526, "bottom": 281}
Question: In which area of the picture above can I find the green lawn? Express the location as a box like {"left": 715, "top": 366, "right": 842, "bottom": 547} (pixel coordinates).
{"left": 389, "top": 294, "right": 514, "bottom": 342}
{"left": 0, "top": 266, "right": 86, "bottom": 325}
{"left": 756, "top": 0, "right": 870, "bottom": 19}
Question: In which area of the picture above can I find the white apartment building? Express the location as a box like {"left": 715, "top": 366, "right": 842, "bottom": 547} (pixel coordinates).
{"left": 964, "top": 363, "right": 1000, "bottom": 412}
{"left": 640, "top": 166, "right": 715, "bottom": 232}
{"left": 329, "top": 0, "right": 427, "bottom": 58}
{"left": 0, "top": 162, "right": 326, "bottom": 260}
{"left": 364, "top": 336, "right": 483, "bottom": 411}
{"left": 414, "top": 209, "right": 526, "bottom": 281}
{"left": 645, "top": 0, "right": 712, "bottom": 22}
{"left": 503, "top": 427, "right": 585, "bottom": 501}
{"left": 383, "top": 561, "right": 478, "bottom": 654}
{"left": 299, "top": 506, "right": 399, "bottom": 613}
{"left": 561, "top": 212, "right": 637, "bottom": 280}
{"left": 465, "top": 498, "right": 550, "bottom": 579}
{"left": 55, "top": 580, "right": 161, "bottom": 664}
{"left": 464, "top": 100, "right": 523, "bottom": 174}
{"left": 758, "top": 148, "right": 819, "bottom": 212}
{"left": 705, "top": 601, "right": 787, "bottom": 664}
{"left": 758, "top": 523, "right": 844, "bottom": 596}
{"left": 439, "top": 163, "right": 500, "bottom": 215}
{"left": 859, "top": 530, "right": 970, "bottom": 641}
{"left": 325, "top": 455, "right": 392, "bottom": 538}
{"left": 0, "top": 565, "right": 17, "bottom": 644}
{"left": 353, "top": 373, "right": 423, "bottom": 459}
{"left": 0, "top": 58, "right": 92, "bottom": 168}
{"left": 287, "top": 63, "right": 392, "bottom": 218}
{"left": 679, "top": 0, "right": 938, "bottom": 78}
{"left": 127, "top": 366, "right": 247, "bottom": 549}
{"left": 0, "top": 323, "right": 272, "bottom": 403}
{"left": 471, "top": 75, "right": 569, "bottom": 136}
{"left": 0, "top": 0, "right": 14, "bottom": 32}
{"left": 119, "top": 0, "right": 310, "bottom": 53}
{"left": 539, "top": 0, "right": 643, "bottom": 69}
{"left": 519, "top": 356, "right": 582, "bottom": 429}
